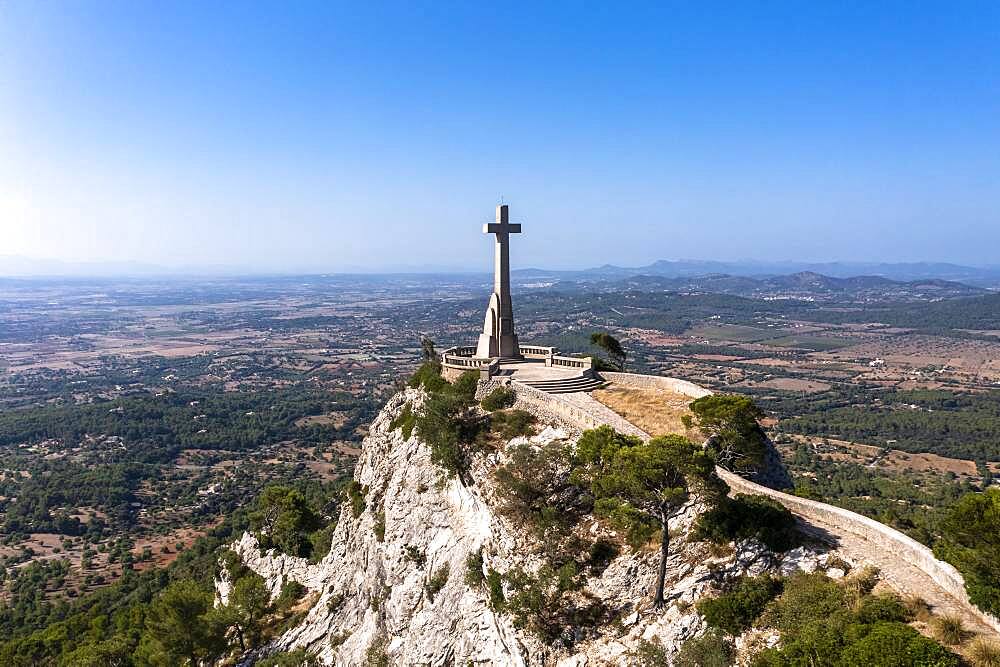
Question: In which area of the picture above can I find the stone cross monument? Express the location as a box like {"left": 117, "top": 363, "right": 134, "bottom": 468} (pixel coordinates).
{"left": 476, "top": 204, "right": 522, "bottom": 359}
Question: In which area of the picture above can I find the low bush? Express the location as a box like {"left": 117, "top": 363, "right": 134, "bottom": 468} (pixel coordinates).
{"left": 630, "top": 637, "right": 670, "bottom": 666}
{"left": 346, "top": 482, "right": 366, "bottom": 518}
{"left": 389, "top": 402, "right": 416, "bottom": 439}
{"left": 855, "top": 594, "right": 908, "bottom": 624}
{"left": 275, "top": 579, "right": 306, "bottom": 611}
{"left": 675, "top": 629, "right": 735, "bottom": 667}
{"left": 408, "top": 361, "right": 447, "bottom": 392}
{"left": 930, "top": 613, "right": 966, "bottom": 646}
{"left": 486, "top": 568, "right": 505, "bottom": 609}
{"left": 257, "top": 649, "right": 321, "bottom": 667}
{"left": 481, "top": 386, "right": 515, "bottom": 411}
{"left": 489, "top": 409, "right": 536, "bottom": 439}
{"left": 839, "top": 622, "right": 960, "bottom": 667}
{"left": 968, "top": 636, "right": 1000, "bottom": 667}
{"left": 693, "top": 494, "right": 802, "bottom": 552}
{"left": 426, "top": 565, "right": 449, "bottom": 601}
{"left": 749, "top": 572, "right": 959, "bottom": 667}
{"left": 413, "top": 371, "right": 484, "bottom": 477}
{"left": 404, "top": 545, "right": 426, "bottom": 567}
{"left": 493, "top": 441, "right": 595, "bottom": 567}
{"left": 501, "top": 563, "right": 604, "bottom": 642}
{"left": 697, "top": 574, "right": 783, "bottom": 635}
{"left": 465, "top": 548, "right": 485, "bottom": 586}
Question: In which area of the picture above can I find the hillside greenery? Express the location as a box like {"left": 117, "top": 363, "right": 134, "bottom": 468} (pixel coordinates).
{"left": 0, "top": 478, "right": 339, "bottom": 666}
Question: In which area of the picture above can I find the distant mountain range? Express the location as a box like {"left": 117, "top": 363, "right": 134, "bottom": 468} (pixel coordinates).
{"left": 605, "top": 271, "right": 988, "bottom": 302}
{"left": 513, "top": 259, "right": 1000, "bottom": 287}
{"left": 5, "top": 253, "right": 1000, "bottom": 289}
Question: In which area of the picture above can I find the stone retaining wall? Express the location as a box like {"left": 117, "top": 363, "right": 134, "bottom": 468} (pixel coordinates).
{"left": 508, "top": 382, "right": 607, "bottom": 435}
{"left": 512, "top": 372, "right": 1000, "bottom": 635}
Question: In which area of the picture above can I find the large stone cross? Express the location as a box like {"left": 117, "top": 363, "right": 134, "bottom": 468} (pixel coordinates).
{"left": 476, "top": 204, "right": 522, "bottom": 359}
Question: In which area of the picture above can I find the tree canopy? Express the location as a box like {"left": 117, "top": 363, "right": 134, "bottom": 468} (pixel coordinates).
{"left": 934, "top": 487, "right": 1000, "bottom": 617}
{"left": 570, "top": 426, "right": 720, "bottom": 605}
{"left": 589, "top": 332, "right": 627, "bottom": 371}
{"left": 689, "top": 394, "right": 768, "bottom": 473}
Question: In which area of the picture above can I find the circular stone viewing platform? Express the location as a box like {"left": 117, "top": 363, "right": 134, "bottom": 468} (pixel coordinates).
{"left": 440, "top": 345, "right": 605, "bottom": 394}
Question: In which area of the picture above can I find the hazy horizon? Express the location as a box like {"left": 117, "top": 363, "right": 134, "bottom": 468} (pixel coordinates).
{"left": 2, "top": 3, "right": 998, "bottom": 271}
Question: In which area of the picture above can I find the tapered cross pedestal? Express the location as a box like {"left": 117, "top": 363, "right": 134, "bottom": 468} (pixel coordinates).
{"left": 476, "top": 204, "right": 522, "bottom": 359}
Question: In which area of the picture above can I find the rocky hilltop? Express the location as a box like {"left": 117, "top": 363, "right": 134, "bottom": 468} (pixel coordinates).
{"left": 218, "top": 387, "right": 844, "bottom": 666}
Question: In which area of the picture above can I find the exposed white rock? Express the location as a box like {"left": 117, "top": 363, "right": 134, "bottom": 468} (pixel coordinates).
{"left": 219, "top": 388, "right": 831, "bottom": 666}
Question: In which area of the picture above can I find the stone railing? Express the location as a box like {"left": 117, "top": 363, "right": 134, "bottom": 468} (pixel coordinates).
{"left": 441, "top": 346, "right": 497, "bottom": 379}
{"left": 518, "top": 345, "right": 557, "bottom": 358}
{"left": 718, "top": 468, "right": 1000, "bottom": 634}
{"left": 552, "top": 355, "right": 593, "bottom": 371}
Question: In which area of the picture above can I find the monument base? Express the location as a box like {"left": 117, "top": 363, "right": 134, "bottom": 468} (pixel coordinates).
{"left": 475, "top": 333, "right": 521, "bottom": 359}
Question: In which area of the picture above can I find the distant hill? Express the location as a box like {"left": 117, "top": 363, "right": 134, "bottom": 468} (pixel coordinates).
{"left": 514, "top": 260, "right": 1000, "bottom": 288}
{"left": 552, "top": 270, "right": 987, "bottom": 303}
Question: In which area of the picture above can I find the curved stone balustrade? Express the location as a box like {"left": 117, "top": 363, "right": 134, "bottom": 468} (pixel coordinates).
{"left": 552, "top": 355, "right": 593, "bottom": 370}
{"left": 518, "top": 345, "right": 557, "bottom": 358}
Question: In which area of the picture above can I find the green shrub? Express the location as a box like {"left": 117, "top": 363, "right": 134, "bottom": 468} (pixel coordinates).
{"left": 855, "top": 594, "right": 908, "bottom": 624}
{"left": 934, "top": 487, "right": 1000, "bottom": 617}
{"left": 675, "top": 629, "right": 735, "bottom": 667}
{"left": 587, "top": 539, "right": 619, "bottom": 574}
{"left": 465, "top": 548, "right": 485, "bottom": 586}
{"left": 404, "top": 545, "right": 426, "bottom": 567}
{"left": 373, "top": 510, "right": 385, "bottom": 542}
{"left": 501, "top": 563, "right": 599, "bottom": 642}
{"left": 256, "top": 648, "right": 320, "bottom": 667}
{"left": 308, "top": 523, "right": 336, "bottom": 563}
{"left": 930, "top": 613, "right": 966, "bottom": 645}
{"left": 968, "top": 636, "right": 1000, "bottom": 667}
{"left": 346, "top": 482, "right": 366, "bottom": 518}
{"left": 390, "top": 402, "right": 416, "bottom": 439}
{"left": 759, "top": 572, "right": 847, "bottom": 638}
{"left": 408, "top": 361, "right": 447, "bottom": 392}
{"left": 426, "top": 565, "right": 449, "bottom": 601}
{"left": 693, "top": 494, "right": 802, "bottom": 552}
{"left": 414, "top": 384, "right": 482, "bottom": 477}
{"left": 276, "top": 579, "right": 306, "bottom": 611}
{"left": 481, "top": 387, "right": 516, "bottom": 411}
{"left": 840, "top": 622, "right": 959, "bottom": 667}
{"left": 631, "top": 637, "right": 670, "bottom": 666}
{"left": 489, "top": 409, "right": 536, "bottom": 439}
{"left": 697, "top": 574, "right": 783, "bottom": 634}
{"left": 486, "top": 568, "right": 505, "bottom": 610}
{"left": 750, "top": 572, "right": 959, "bottom": 667}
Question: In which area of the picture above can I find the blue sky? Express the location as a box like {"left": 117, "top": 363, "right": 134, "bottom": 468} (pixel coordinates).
{"left": 1, "top": 2, "right": 998, "bottom": 272}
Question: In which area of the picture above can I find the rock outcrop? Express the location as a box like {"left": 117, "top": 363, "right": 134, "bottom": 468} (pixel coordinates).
{"left": 219, "top": 388, "right": 832, "bottom": 666}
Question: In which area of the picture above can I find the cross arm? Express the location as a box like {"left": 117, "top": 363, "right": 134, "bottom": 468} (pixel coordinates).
{"left": 484, "top": 223, "right": 522, "bottom": 234}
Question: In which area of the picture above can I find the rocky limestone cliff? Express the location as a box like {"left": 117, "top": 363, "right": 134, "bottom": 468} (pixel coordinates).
{"left": 219, "top": 388, "right": 841, "bottom": 666}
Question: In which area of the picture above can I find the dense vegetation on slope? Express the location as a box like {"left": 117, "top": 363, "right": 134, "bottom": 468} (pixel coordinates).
{"left": 934, "top": 488, "right": 1000, "bottom": 619}
{"left": 804, "top": 292, "right": 1000, "bottom": 332}
{"left": 0, "top": 387, "right": 370, "bottom": 538}
{"left": 682, "top": 570, "right": 960, "bottom": 667}
{"left": 0, "top": 479, "right": 339, "bottom": 666}
{"left": 767, "top": 388, "right": 1000, "bottom": 460}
